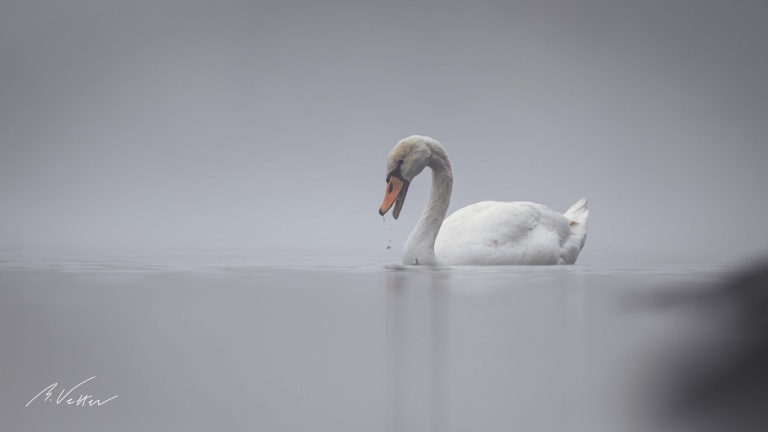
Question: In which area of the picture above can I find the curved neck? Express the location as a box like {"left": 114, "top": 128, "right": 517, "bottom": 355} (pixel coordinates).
{"left": 402, "top": 145, "right": 453, "bottom": 265}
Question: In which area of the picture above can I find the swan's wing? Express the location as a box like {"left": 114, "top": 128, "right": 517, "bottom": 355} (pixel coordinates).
{"left": 435, "top": 201, "right": 572, "bottom": 265}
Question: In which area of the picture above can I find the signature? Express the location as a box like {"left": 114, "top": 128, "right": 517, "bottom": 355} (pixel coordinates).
{"left": 25, "top": 377, "right": 118, "bottom": 407}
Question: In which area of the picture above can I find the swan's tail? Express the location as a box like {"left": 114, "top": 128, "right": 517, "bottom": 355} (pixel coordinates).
{"left": 564, "top": 197, "right": 589, "bottom": 225}
{"left": 560, "top": 198, "right": 589, "bottom": 264}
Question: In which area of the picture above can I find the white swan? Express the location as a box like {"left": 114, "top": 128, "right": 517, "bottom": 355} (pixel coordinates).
{"left": 378, "top": 135, "right": 589, "bottom": 265}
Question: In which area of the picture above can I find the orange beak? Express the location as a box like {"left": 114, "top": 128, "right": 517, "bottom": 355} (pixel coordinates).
{"left": 379, "top": 176, "right": 409, "bottom": 219}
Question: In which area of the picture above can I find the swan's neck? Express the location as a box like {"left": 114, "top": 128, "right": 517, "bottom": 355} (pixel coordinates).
{"left": 402, "top": 148, "right": 452, "bottom": 265}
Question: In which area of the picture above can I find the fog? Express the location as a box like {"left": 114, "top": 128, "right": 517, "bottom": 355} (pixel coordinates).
{"left": 1, "top": 0, "right": 767, "bottom": 262}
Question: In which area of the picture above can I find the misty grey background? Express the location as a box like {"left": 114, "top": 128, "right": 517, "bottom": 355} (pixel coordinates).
{"left": 1, "top": 0, "right": 768, "bottom": 262}
{"left": 2, "top": 3, "right": 767, "bottom": 431}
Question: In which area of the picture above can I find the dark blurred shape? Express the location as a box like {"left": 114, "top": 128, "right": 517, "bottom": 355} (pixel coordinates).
{"left": 653, "top": 259, "right": 768, "bottom": 432}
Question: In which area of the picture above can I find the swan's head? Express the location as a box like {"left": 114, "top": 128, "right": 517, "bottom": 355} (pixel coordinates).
{"left": 378, "top": 135, "right": 438, "bottom": 219}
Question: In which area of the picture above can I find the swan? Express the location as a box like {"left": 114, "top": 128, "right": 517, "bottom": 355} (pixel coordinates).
{"left": 378, "top": 135, "right": 589, "bottom": 265}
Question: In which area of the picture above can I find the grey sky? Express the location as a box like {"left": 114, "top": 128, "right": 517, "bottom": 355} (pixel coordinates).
{"left": 1, "top": 0, "right": 767, "bottom": 262}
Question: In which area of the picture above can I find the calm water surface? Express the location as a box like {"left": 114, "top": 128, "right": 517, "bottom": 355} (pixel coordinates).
{"left": 0, "top": 252, "right": 731, "bottom": 432}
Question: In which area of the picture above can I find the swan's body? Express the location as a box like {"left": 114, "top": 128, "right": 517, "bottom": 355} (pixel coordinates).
{"left": 379, "top": 135, "right": 588, "bottom": 265}
{"left": 435, "top": 200, "right": 588, "bottom": 265}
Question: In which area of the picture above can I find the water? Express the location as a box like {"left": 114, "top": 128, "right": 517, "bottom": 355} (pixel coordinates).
{"left": 0, "top": 252, "right": 737, "bottom": 431}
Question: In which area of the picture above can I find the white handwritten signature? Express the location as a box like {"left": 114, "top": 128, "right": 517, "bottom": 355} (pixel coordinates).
{"left": 25, "top": 377, "right": 118, "bottom": 407}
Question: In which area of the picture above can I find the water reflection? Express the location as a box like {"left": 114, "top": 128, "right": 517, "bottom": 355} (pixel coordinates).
{"left": 385, "top": 270, "right": 405, "bottom": 432}
{"left": 385, "top": 269, "right": 450, "bottom": 432}
{"left": 0, "top": 258, "right": 748, "bottom": 432}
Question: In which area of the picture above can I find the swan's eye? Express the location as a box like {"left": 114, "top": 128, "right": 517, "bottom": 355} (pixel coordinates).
{"left": 398, "top": 159, "right": 404, "bottom": 166}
